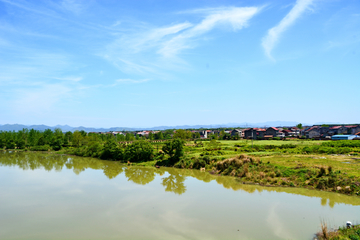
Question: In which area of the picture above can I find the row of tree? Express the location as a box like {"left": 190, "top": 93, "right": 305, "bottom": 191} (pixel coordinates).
{"left": 0, "top": 128, "right": 187, "bottom": 163}
{"left": 0, "top": 128, "right": 241, "bottom": 151}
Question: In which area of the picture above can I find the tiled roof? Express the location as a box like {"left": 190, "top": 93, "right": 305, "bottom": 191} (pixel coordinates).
{"left": 305, "top": 126, "right": 318, "bottom": 132}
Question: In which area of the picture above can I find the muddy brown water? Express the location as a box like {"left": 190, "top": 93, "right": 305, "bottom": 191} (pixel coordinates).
{"left": 0, "top": 151, "right": 359, "bottom": 239}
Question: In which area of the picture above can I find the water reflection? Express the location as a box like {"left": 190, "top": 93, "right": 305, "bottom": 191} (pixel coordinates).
{"left": 1, "top": 151, "right": 360, "bottom": 206}
{"left": 161, "top": 169, "right": 186, "bottom": 195}
{"left": 125, "top": 167, "right": 156, "bottom": 185}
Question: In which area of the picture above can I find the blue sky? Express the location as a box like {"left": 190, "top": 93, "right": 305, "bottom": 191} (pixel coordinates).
{"left": 0, "top": 0, "right": 359, "bottom": 128}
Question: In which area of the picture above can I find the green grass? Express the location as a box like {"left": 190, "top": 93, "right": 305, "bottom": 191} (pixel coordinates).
{"left": 217, "top": 139, "right": 324, "bottom": 146}
{"left": 317, "top": 224, "right": 360, "bottom": 240}
{"left": 162, "top": 139, "right": 360, "bottom": 195}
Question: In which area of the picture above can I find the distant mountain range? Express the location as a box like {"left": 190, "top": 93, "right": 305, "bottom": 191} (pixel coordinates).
{"left": 0, "top": 121, "right": 307, "bottom": 132}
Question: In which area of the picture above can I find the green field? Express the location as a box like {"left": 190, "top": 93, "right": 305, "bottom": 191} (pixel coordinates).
{"left": 151, "top": 139, "right": 360, "bottom": 195}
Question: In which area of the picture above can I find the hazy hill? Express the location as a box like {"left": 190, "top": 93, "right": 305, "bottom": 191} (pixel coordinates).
{"left": 0, "top": 121, "right": 308, "bottom": 132}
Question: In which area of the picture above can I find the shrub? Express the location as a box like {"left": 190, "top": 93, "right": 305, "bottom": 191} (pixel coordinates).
{"left": 30, "top": 145, "right": 50, "bottom": 151}
{"left": 125, "top": 141, "right": 153, "bottom": 162}
{"left": 162, "top": 138, "right": 185, "bottom": 162}
{"left": 318, "top": 167, "right": 326, "bottom": 178}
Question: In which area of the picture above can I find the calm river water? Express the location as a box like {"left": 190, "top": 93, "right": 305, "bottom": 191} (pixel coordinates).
{"left": 0, "top": 151, "right": 359, "bottom": 240}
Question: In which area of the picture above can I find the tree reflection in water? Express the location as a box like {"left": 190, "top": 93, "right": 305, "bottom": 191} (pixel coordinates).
{"left": 125, "top": 167, "right": 156, "bottom": 185}
{"left": 1, "top": 151, "right": 360, "bottom": 207}
{"left": 161, "top": 168, "right": 186, "bottom": 195}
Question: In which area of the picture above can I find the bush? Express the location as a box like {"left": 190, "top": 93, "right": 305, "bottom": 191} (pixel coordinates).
{"left": 162, "top": 138, "right": 185, "bottom": 162}
{"left": 125, "top": 141, "right": 153, "bottom": 162}
{"left": 30, "top": 145, "right": 50, "bottom": 151}
{"left": 100, "top": 139, "right": 123, "bottom": 160}
{"left": 6, "top": 140, "right": 16, "bottom": 149}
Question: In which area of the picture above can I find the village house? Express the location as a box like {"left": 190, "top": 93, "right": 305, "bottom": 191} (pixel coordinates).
{"left": 345, "top": 125, "right": 360, "bottom": 135}
{"left": 265, "top": 127, "right": 279, "bottom": 138}
{"left": 244, "top": 128, "right": 265, "bottom": 139}
{"left": 328, "top": 126, "right": 346, "bottom": 135}
{"left": 111, "top": 131, "right": 124, "bottom": 136}
{"left": 281, "top": 129, "right": 292, "bottom": 136}
{"left": 231, "top": 129, "right": 242, "bottom": 137}
{"left": 199, "top": 130, "right": 208, "bottom": 138}
{"left": 304, "top": 126, "right": 321, "bottom": 139}
{"left": 289, "top": 127, "right": 300, "bottom": 136}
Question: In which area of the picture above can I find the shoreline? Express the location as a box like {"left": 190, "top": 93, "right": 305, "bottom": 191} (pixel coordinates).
{"left": 5, "top": 149, "right": 360, "bottom": 197}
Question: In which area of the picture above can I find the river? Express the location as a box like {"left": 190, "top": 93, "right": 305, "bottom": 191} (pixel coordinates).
{"left": 0, "top": 151, "right": 359, "bottom": 239}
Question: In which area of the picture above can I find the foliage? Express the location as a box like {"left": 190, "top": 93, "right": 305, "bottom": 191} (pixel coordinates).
{"left": 173, "top": 129, "right": 192, "bottom": 139}
{"left": 162, "top": 138, "right": 185, "bottom": 162}
{"left": 125, "top": 141, "right": 154, "bottom": 162}
{"left": 100, "top": 138, "right": 123, "bottom": 160}
{"left": 205, "top": 139, "right": 222, "bottom": 151}
{"left": 316, "top": 224, "right": 360, "bottom": 240}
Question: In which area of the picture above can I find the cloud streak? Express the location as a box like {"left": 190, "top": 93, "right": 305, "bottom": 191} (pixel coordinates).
{"left": 103, "top": 6, "right": 260, "bottom": 78}
{"left": 159, "top": 7, "right": 260, "bottom": 58}
{"left": 262, "top": 0, "right": 314, "bottom": 60}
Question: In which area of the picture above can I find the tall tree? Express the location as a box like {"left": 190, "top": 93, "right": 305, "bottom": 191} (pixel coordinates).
{"left": 162, "top": 138, "right": 185, "bottom": 162}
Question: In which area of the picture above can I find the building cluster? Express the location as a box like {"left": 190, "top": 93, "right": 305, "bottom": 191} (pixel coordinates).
{"left": 302, "top": 125, "right": 360, "bottom": 139}
{"left": 241, "top": 125, "right": 360, "bottom": 140}
{"left": 92, "top": 124, "right": 360, "bottom": 140}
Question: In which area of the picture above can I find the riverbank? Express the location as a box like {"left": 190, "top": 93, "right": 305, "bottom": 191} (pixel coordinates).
{"left": 316, "top": 223, "right": 360, "bottom": 240}
{"left": 3, "top": 138, "right": 360, "bottom": 196}
{"left": 153, "top": 153, "right": 360, "bottom": 196}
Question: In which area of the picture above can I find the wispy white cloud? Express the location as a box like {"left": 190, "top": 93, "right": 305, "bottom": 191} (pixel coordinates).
{"left": 0, "top": 0, "right": 60, "bottom": 19}
{"left": 159, "top": 7, "right": 259, "bottom": 57}
{"left": 262, "top": 0, "right": 315, "bottom": 60}
{"left": 103, "top": 6, "right": 260, "bottom": 78}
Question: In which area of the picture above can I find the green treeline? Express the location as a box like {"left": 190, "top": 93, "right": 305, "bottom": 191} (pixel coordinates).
{"left": 0, "top": 128, "right": 187, "bottom": 163}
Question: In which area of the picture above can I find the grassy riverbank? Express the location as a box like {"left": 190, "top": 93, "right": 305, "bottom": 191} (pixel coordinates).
{"left": 3, "top": 137, "right": 360, "bottom": 196}
{"left": 152, "top": 139, "right": 360, "bottom": 195}
{"left": 317, "top": 223, "right": 360, "bottom": 240}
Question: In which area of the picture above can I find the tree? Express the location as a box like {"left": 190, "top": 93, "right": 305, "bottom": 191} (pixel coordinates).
{"left": 37, "top": 136, "right": 46, "bottom": 146}
{"left": 148, "top": 132, "right": 154, "bottom": 140}
{"left": 6, "top": 139, "right": 16, "bottom": 149}
{"left": 79, "top": 130, "right": 87, "bottom": 137}
{"left": 51, "top": 137, "right": 63, "bottom": 151}
{"left": 296, "top": 123, "right": 303, "bottom": 129}
{"left": 205, "top": 139, "right": 222, "bottom": 151}
{"left": 43, "top": 129, "right": 54, "bottom": 145}
{"left": 155, "top": 131, "right": 164, "bottom": 140}
{"left": 125, "top": 141, "right": 153, "bottom": 162}
{"left": 125, "top": 133, "right": 133, "bottom": 141}
{"left": 16, "top": 139, "right": 26, "bottom": 149}
{"left": 72, "top": 131, "right": 83, "bottom": 147}
{"left": 192, "top": 132, "right": 201, "bottom": 139}
{"left": 64, "top": 131, "right": 73, "bottom": 144}
{"left": 100, "top": 138, "right": 122, "bottom": 160}
{"left": 162, "top": 138, "right": 185, "bottom": 162}
{"left": 173, "top": 129, "right": 192, "bottom": 139}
